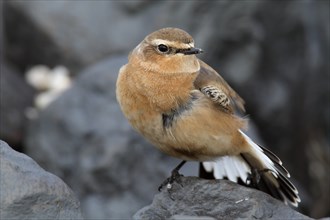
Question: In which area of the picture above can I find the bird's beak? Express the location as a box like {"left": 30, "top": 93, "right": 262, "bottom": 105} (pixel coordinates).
{"left": 180, "top": 47, "right": 204, "bottom": 55}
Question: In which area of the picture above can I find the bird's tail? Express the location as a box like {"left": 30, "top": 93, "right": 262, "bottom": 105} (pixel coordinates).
{"left": 202, "top": 130, "right": 300, "bottom": 207}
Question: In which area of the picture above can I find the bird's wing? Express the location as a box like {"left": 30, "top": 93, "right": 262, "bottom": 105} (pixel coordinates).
{"left": 194, "top": 59, "right": 245, "bottom": 114}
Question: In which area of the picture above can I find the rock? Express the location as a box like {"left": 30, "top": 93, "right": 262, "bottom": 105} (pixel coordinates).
{"left": 4, "top": 1, "right": 160, "bottom": 71}
{"left": 3, "top": 3, "right": 79, "bottom": 73}
{"left": 0, "top": 140, "right": 83, "bottom": 219}
{"left": 0, "top": 63, "right": 35, "bottom": 148}
{"left": 134, "top": 176, "right": 312, "bottom": 220}
{"left": 25, "top": 55, "right": 197, "bottom": 219}
{"left": 170, "top": 215, "right": 216, "bottom": 220}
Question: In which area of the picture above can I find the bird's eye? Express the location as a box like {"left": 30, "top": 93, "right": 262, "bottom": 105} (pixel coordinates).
{"left": 157, "top": 44, "right": 169, "bottom": 53}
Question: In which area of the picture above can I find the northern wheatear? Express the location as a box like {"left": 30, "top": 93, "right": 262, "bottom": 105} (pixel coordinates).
{"left": 116, "top": 27, "right": 300, "bottom": 206}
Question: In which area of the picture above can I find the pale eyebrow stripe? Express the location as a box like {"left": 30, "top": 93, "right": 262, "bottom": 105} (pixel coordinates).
{"left": 151, "top": 39, "right": 194, "bottom": 49}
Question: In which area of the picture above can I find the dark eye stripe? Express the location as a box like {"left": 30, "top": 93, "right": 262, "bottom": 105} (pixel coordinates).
{"left": 154, "top": 45, "right": 191, "bottom": 55}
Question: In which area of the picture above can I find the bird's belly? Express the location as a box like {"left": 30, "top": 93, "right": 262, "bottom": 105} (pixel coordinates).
{"left": 119, "top": 106, "right": 206, "bottom": 160}
{"left": 118, "top": 90, "right": 245, "bottom": 162}
{"left": 133, "top": 115, "right": 237, "bottom": 161}
{"left": 158, "top": 130, "right": 235, "bottom": 161}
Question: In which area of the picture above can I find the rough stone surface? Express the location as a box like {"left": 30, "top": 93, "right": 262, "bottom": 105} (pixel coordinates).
{"left": 170, "top": 215, "right": 216, "bottom": 220}
{"left": 134, "top": 176, "right": 312, "bottom": 220}
{"left": 0, "top": 140, "right": 83, "bottom": 219}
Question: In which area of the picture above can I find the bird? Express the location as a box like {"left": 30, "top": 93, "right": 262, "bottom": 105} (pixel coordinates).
{"left": 116, "top": 27, "right": 300, "bottom": 207}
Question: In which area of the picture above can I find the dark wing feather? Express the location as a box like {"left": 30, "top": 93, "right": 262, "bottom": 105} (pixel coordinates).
{"left": 194, "top": 59, "right": 245, "bottom": 114}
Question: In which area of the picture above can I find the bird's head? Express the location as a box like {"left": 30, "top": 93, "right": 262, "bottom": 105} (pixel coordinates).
{"left": 131, "top": 27, "right": 203, "bottom": 74}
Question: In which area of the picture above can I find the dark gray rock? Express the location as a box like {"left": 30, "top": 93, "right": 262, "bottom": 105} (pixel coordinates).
{"left": 134, "top": 176, "right": 312, "bottom": 220}
{"left": 0, "top": 140, "right": 83, "bottom": 219}
{"left": 170, "top": 215, "right": 216, "bottom": 220}
{"left": 3, "top": 3, "right": 80, "bottom": 73}
{"left": 4, "top": 1, "right": 160, "bottom": 71}
{"left": 0, "top": 63, "right": 35, "bottom": 147}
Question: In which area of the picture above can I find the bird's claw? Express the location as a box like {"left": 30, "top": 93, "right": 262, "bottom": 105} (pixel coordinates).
{"left": 158, "top": 170, "right": 183, "bottom": 192}
{"left": 246, "top": 168, "right": 274, "bottom": 186}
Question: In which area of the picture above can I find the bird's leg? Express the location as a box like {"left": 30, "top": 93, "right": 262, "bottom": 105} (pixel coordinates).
{"left": 246, "top": 168, "right": 275, "bottom": 187}
{"left": 158, "top": 160, "right": 186, "bottom": 192}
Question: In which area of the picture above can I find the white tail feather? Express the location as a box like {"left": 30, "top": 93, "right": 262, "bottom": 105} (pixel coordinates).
{"left": 202, "top": 130, "right": 300, "bottom": 207}
{"left": 202, "top": 155, "right": 251, "bottom": 183}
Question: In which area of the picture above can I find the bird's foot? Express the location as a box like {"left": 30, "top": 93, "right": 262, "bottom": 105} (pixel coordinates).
{"left": 158, "top": 169, "right": 183, "bottom": 192}
{"left": 158, "top": 160, "right": 186, "bottom": 191}
{"left": 246, "top": 168, "right": 275, "bottom": 186}
{"left": 158, "top": 160, "right": 186, "bottom": 200}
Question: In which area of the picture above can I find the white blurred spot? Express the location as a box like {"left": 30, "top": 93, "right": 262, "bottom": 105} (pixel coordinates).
{"left": 25, "top": 65, "right": 72, "bottom": 112}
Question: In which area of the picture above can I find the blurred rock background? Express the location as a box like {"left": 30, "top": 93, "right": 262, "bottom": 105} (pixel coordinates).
{"left": 1, "top": 0, "right": 329, "bottom": 219}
